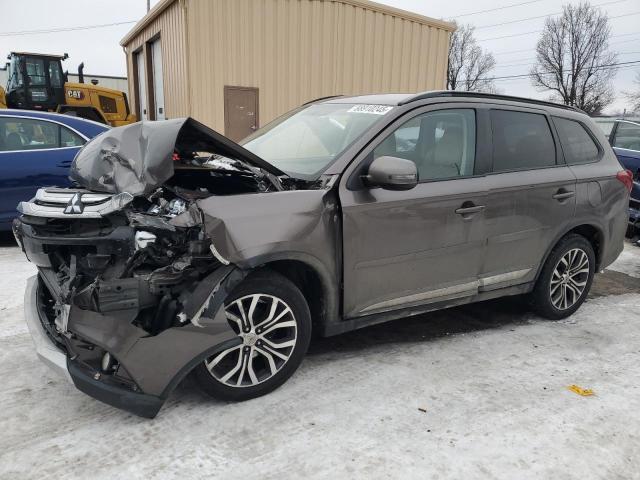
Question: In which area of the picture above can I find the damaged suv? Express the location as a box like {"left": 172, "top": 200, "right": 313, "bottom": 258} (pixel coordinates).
{"left": 15, "top": 92, "right": 630, "bottom": 418}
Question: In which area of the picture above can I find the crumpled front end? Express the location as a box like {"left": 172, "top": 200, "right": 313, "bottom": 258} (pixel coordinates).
{"left": 14, "top": 117, "right": 336, "bottom": 417}
{"left": 14, "top": 191, "right": 247, "bottom": 417}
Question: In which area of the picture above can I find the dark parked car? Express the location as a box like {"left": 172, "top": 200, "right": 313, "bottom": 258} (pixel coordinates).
{"left": 0, "top": 110, "right": 108, "bottom": 230}
{"left": 598, "top": 120, "right": 640, "bottom": 234}
{"left": 14, "top": 92, "right": 630, "bottom": 417}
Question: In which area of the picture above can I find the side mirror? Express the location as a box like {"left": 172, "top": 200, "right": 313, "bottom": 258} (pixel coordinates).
{"left": 365, "top": 155, "right": 418, "bottom": 191}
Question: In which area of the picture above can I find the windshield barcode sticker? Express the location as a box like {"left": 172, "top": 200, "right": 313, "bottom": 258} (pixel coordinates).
{"left": 347, "top": 105, "right": 393, "bottom": 115}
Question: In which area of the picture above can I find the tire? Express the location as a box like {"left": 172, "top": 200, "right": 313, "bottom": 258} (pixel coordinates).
{"left": 530, "top": 234, "right": 596, "bottom": 320}
{"left": 194, "top": 270, "right": 312, "bottom": 401}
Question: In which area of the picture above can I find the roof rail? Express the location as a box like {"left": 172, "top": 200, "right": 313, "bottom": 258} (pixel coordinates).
{"left": 302, "top": 95, "right": 343, "bottom": 106}
{"left": 398, "top": 90, "right": 583, "bottom": 112}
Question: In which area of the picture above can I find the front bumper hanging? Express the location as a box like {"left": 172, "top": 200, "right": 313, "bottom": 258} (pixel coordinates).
{"left": 23, "top": 266, "right": 244, "bottom": 418}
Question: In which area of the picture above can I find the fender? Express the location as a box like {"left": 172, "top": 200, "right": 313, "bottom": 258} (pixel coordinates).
{"left": 235, "top": 250, "right": 341, "bottom": 335}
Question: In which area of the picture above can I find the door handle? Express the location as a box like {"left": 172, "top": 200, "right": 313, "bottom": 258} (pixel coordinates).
{"left": 455, "top": 203, "right": 485, "bottom": 216}
{"left": 552, "top": 189, "right": 575, "bottom": 201}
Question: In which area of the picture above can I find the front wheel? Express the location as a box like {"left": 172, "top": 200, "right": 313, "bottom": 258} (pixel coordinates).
{"left": 194, "top": 270, "right": 312, "bottom": 401}
{"left": 530, "top": 234, "right": 595, "bottom": 320}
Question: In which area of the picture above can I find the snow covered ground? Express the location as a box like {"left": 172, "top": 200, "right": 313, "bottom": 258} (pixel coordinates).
{"left": 1, "top": 234, "right": 639, "bottom": 480}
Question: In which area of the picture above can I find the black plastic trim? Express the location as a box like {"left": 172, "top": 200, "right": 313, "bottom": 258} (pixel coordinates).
{"left": 67, "top": 359, "right": 164, "bottom": 419}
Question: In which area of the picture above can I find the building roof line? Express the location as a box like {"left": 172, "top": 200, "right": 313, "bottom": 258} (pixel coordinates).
{"left": 120, "top": 0, "right": 455, "bottom": 46}
{"left": 120, "top": 0, "right": 176, "bottom": 46}
{"left": 342, "top": 0, "right": 455, "bottom": 30}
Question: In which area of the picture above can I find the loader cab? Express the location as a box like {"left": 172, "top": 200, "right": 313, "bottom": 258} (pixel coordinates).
{"left": 5, "top": 52, "right": 67, "bottom": 111}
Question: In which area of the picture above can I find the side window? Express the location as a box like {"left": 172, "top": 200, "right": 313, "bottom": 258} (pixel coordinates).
{"left": 613, "top": 122, "right": 640, "bottom": 151}
{"left": 0, "top": 118, "right": 83, "bottom": 151}
{"left": 490, "top": 110, "right": 556, "bottom": 172}
{"left": 60, "top": 126, "right": 85, "bottom": 147}
{"left": 373, "top": 109, "right": 476, "bottom": 181}
{"left": 25, "top": 58, "right": 47, "bottom": 86}
{"left": 48, "top": 61, "right": 64, "bottom": 88}
{"left": 553, "top": 117, "right": 600, "bottom": 164}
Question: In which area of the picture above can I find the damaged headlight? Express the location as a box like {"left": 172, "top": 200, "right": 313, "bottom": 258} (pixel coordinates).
{"left": 167, "top": 198, "right": 187, "bottom": 216}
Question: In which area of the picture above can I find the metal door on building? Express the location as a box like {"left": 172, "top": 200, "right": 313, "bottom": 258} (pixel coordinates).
{"left": 135, "top": 51, "right": 148, "bottom": 121}
{"left": 224, "top": 86, "right": 259, "bottom": 142}
{"left": 150, "top": 38, "right": 165, "bottom": 120}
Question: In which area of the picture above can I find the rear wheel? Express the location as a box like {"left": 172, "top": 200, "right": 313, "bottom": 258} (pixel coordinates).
{"left": 194, "top": 270, "right": 311, "bottom": 401}
{"left": 530, "top": 234, "right": 595, "bottom": 320}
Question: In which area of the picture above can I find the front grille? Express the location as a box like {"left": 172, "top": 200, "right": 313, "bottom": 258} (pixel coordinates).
{"left": 23, "top": 216, "right": 114, "bottom": 236}
{"left": 630, "top": 198, "right": 640, "bottom": 211}
{"left": 18, "top": 188, "right": 118, "bottom": 219}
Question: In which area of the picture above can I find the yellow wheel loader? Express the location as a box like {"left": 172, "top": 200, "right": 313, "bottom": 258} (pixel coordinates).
{"left": 1, "top": 52, "right": 136, "bottom": 126}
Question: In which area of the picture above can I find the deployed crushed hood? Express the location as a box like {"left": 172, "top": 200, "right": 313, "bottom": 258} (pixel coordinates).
{"left": 69, "top": 117, "right": 285, "bottom": 196}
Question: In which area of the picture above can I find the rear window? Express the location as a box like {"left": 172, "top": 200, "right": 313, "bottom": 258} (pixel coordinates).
{"left": 613, "top": 122, "right": 640, "bottom": 151}
{"left": 490, "top": 110, "right": 556, "bottom": 172}
{"left": 553, "top": 117, "right": 600, "bottom": 164}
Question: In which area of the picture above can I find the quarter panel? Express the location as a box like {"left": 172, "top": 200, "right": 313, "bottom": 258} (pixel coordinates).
{"left": 568, "top": 154, "right": 629, "bottom": 269}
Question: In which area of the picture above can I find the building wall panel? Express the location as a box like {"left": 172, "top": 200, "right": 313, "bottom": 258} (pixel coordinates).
{"left": 123, "top": 0, "right": 453, "bottom": 132}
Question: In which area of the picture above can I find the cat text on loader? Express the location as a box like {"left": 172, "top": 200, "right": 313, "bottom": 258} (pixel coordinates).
{"left": 1, "top": 52, "right": 136, "bottom": 127}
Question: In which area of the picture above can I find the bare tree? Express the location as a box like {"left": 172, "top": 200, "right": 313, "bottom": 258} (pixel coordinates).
{"left": 530, "top": 2, "right": 617, "bottom": 115}
{"left": 447, "top": 23, "right": 496, "bottom": 93}
{"left": 625, "top": 73, "right": 640, "bottom": 113}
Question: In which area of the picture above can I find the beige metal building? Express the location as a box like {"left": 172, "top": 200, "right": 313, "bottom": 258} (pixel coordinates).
{"left": 121, "top": 0, "right": 454, "bottom": 141}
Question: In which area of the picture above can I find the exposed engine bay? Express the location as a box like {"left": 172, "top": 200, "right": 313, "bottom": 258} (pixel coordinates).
{"left": 18, "top": 117, "right": 327, "bottom": 336}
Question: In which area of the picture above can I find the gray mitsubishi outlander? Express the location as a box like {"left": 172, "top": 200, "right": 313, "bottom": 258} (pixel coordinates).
{"left": 14, "top": 91, "right": 631, "bottom": 417}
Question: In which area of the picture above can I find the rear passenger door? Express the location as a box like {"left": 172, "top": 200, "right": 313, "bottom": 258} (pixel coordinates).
{"left": 480, "top": 108, "right": 577, "bottom": 290}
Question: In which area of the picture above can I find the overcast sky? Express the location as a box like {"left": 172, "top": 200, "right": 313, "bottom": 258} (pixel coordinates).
{"left": 1, "top": 0, "right": 638, "bottom": 113}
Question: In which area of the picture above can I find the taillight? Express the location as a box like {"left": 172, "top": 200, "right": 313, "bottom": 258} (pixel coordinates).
{"left": 616, "top": 169, "right": 633, "bottom": 192}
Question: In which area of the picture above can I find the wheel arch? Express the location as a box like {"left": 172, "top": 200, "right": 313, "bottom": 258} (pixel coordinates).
{"left": 238, "top": 252, "right": 340, "bottom": 335}
{"left": 535, "top": 222, "right": 604, "bottom": 282}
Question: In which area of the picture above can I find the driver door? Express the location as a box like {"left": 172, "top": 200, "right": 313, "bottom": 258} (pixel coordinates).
{"left": 340, "top": 106, "right": 489, "bottom": 318}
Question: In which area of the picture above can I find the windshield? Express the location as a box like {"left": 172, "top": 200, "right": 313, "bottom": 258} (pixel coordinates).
{"left": 241, "top": 103, "right": 393, "bottom": 178}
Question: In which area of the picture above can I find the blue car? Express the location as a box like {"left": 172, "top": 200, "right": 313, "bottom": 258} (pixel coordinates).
{"left": 605, "top": 120, "right": 640, "bottom": 234}
{"left": 0, "top": 109, "right": 108, "bottom": 230}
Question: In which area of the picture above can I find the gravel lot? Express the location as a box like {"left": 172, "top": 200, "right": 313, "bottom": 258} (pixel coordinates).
{"left": 1, "top": 233, "right": 639, "bottom": 480}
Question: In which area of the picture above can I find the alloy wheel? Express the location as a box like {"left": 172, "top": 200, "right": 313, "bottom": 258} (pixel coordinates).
{"left": 204, "top": 294, "right": 298, "bottom": 387}
{"left": 550, "top": 248, "right": 590, "bottom": 310}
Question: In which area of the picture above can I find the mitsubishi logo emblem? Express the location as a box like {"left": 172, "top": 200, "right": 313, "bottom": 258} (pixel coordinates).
{"left": 64, "top": 193, "right": 84, "bottom": 214}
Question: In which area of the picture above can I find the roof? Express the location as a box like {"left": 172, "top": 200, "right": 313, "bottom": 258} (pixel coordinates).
{"left": 0, "top": 109, "right": 110, "bottom": 134}
{"left": 325, "top": 91, "right": 584, "bottom": 112}
{"left": 120, "top": 0, "right": 455, "bottom": 46}
{"left": 327, "top": 93, "right": 414, "bottom": 106}
{"left": 9, "top": 52, "right": 67, "bottom": 59}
